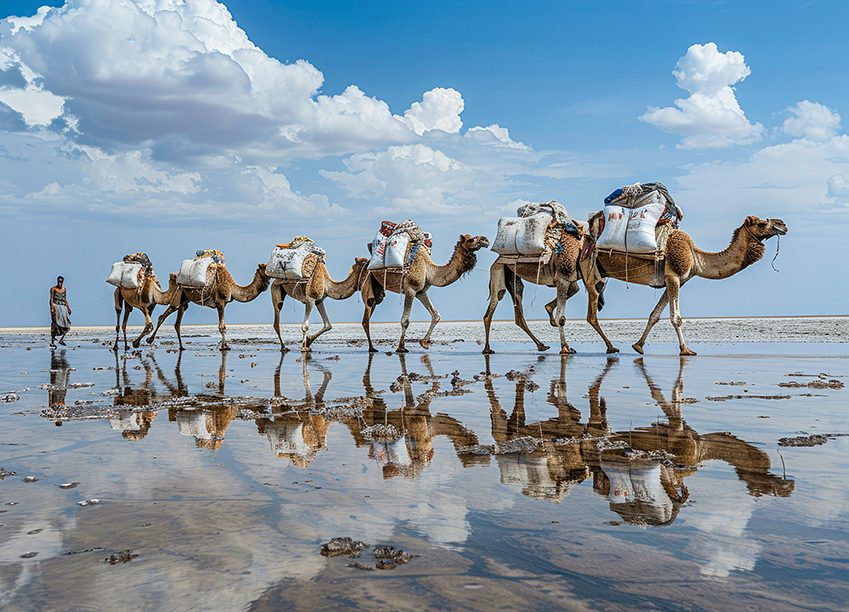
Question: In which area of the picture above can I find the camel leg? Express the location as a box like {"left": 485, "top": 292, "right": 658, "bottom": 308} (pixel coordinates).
{"left": 307, "top": 300, "right": 332, "bottom": 348}
{"left": 148, "top": 302, "right": 180, "bottom": 346}
{"left": 554, "top": 283, "right": 575, "bottom": 355}
{"left": 667, "top": 279, "right": 696, "bottom": 356}
{"left": 585, "top": 280, "right": 618, "bottom": 354}
{"left": 416, "top": 292, "right": 440, "bottom": 350}
{"left": 217, "top": 304, "right": 229, "bottom": 351}
{"left": 397, "top": 293, "right": 414, "bottom": 353}
{"left": 508, "top": 273, "right": 549, "bottom": 352}
{"left": 300, "top": 300, "right": 313, "bottom": 352}
{"left": 132, "top": 305, "right": 154, "bottom": 348}
{"left": 544, "top": 298, "right": 558, "bottom": 328}
{"left": 174, "top": 305, "right": 187, "bottom": 352}
{"left": 271, "top": 283, "right": 288, "bottom": 353}
{"left": 482, "top": 263, "right": 507, "bottom": 354}
{"left": 113, "top": 290, "right": 123, "bottom": 352}
{"left": 121, "top": 304, "right": 133, "bottom": 352}
{"left": 633, "top": 290, "right": 670, "bottom": 355}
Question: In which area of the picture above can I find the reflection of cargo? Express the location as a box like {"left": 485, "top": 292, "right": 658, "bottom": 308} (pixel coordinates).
{"left": 495, "top": 452, "right": 571, "bottom": 502}
{"left": 371, "top": 436, "right": 412, "bottom": 467}
{"left": 110, "top": 410, "right": 143, "bottom": 432}
{"left": 265, "top": 421, "right": 310, "bottom": 457}
{"left": 176, "top": 410, "right": 213, "bottom": 440}
{"left": 601, "top": 457, "right": 675, "bottom": 525}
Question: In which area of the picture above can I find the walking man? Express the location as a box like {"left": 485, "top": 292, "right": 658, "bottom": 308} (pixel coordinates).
{"left": 50, "top": 275, "right": 71, "bottom": 349}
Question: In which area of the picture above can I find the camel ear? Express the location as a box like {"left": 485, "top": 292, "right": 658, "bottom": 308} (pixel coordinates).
{"left": 744, "top": 216, "right": 758, "bottom": 226}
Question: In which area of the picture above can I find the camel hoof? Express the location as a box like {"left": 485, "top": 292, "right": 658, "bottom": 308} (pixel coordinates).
{"left": 537, "top": 345, "right": 550, "bottom": 352}
{"left": 482, "top": 348, "right": 495, "bottom": 355}
{"left": 368, "top": 346, "right": 378, "bottom": 353}
{"left": 220, "top": 345, "right": 231, "bottom": 352}
{"left": 132, "top": 341, "right": 141, "bottom": 349}
{"left": 300, "top": 346, "right": 311, "bottom": 353}
{"left": 680, "top": 349, "right": 697, "bottom": 356}
{"left": 607, "top": 347, "right": 620, "bottom": 354}
{"left": 396, "top": 347, "right": 409, "bottom": 354}
{"left": 280, "top": 346, "right": 289, "bottom": 353}
{"left": 419, "top": 340, "right": 431, "bottom": 350}
{"left": 632, "top": 343, "right": 644, "bottom": 355}
{"left": 560, "top": 347, "right": 576, "bottom": 355}
{"left": 146, "top": 337, "right": 154, "bottom": 345}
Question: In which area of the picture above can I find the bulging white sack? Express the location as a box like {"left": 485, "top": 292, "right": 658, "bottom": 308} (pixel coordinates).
{"left": 110, "top": 411, "right": 142, "bottom": 432}
{"left": 177, "top": 257, "right": 216, "bottom": 288}
{"left": 267, "top": 246, "right": 309, "bottom": 280}
{"left": 596, "top": 200, "right": 665, "bottom": 254}
{"left": 383, "top": 232, "right": 411, "bottom": 268}
{"left": 106, "top": 262, "right": 144, "bottom": 289}
{"left": 368, "top": 232, "right": 391, "bottom": 270}
{"left": 492, "top": 212, "right": 553, "bottom": 255}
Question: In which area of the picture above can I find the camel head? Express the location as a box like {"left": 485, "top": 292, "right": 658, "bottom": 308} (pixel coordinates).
{"left": 457, "top": 234, "right": 490, "bottom": 252}
{"left": 353, "top": 257, "right": 369, "bottom": 270}
{"left": 743, "top": 216, "right": 788, "bottom": 241}
{"left": 256, "top": 263, "right": 271, "bottom": 291}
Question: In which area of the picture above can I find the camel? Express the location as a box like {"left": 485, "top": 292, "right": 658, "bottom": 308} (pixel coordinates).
{"left": 271, "top": 257, "right": 369, "bottom": 352}
{"left": 147, "top": 263, "right": 270, "bottom": 351}
{"left": 360, "top": 234, "right": 490, "bottom": 353}
{"left": 482, "top": 231, "right": 587, "bottom": 355}
{"left": 112, "top": 271, "right": 180, "bottom": 351}
{"left": 580, "top": 215, "right": 788, "bottom": 356}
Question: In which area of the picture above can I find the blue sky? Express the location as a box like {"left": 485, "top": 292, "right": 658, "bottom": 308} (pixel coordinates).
{"left": 0, "top": 0, "right": 846, "bottom": 327}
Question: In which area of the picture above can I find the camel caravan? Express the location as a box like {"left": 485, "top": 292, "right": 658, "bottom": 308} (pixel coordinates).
{"left": 105, "top": 182, "right": 787, "bottom": 355}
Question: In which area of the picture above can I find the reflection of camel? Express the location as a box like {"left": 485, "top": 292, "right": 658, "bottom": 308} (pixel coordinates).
{"left": 166, "top": 351, "right": 242, "bottom": 450}
{"left": 109, "top": 352, "right": 188, "bottom": 441}
{"left": 271, "top": 258, "right": 369, "bottom": 352}
{"left": 580, "top": 216, "right": 788, "bottom": 355}
{"left": 359, "top": 234, "right": 490, "bottom": 353}
{"left": 148, "top": 263, "right": 270, "bottom": 351}
{"left": 343, "top": 353, "right": 485, "bottom": 478}
{"left": 486, "top": 355, "right": 615, "bottom": 501}
{"left": 255, "top": 354, "right": 331, "bottom": 467}
{"left": 484, "top": 355, "right": 793, "bottom": 521}
{"left": 624, "top": 358, "right": 794, "bottom": 498}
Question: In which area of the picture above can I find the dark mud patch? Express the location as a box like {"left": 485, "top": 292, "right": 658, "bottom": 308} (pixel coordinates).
{"left": 707, "top": 394, "right": 792, "bottom": 401}
{"left": 778, "top": 433, "right": 849, "bottom": 447}
{"left": 0, "top": 467, "right": 17, "bottom": 480}
{"left": 778, "top": 379, "right": 844, "bottom": 390}
{"left": 320, "top": 537, "right": 368, "bottom": 558}
{"left": 105, "top": 550, "right": 139, "bottom": 564}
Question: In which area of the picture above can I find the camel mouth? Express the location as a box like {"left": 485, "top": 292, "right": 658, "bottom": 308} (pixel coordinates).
{"left": 773, "top": 225, "right": 788, "bottom": 236}
{"left": 478, "top": 237, "right": 491, "bottom": 249}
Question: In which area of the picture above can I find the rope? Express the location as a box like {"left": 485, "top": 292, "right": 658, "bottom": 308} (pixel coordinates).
{"left": 771, "top": 235, "right": 781, "bottom": 272}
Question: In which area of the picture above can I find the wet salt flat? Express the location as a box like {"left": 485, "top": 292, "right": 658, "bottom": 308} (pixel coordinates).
{"left": 1, "top": 321, "right": 849, "bottom": 610}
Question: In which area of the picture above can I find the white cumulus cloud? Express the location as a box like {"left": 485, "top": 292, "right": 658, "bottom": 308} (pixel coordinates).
{"left": 400, "top": 87, "right": 464, "bottom": 136}
{"left": 641, "top": 42, "right": 763, "bottom": 149}
{"left": 783, "top": 100, "right": 841, "bottom": 142}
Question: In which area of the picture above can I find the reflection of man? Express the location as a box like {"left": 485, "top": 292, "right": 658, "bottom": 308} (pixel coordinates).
{"left": 48, "top": 350, "right": 71, "bottom": 409}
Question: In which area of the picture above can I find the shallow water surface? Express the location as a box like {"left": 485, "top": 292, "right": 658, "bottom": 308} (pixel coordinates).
{"left": 1, "top": 328, "right": 848, "bottom": 610}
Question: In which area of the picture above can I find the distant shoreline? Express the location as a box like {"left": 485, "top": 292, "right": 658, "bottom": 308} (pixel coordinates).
{"left": 2, "top": 314, "right": 847, "bottom": 334}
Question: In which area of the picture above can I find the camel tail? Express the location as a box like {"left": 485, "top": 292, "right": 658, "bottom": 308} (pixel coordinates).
{"left": 597, "top": 282, "right": 606, "bottom": 312}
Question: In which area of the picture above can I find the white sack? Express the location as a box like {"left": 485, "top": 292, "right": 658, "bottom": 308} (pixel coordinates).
{"left": 267, "top": 246, "right": 310, "bottom": 280}
{"left": 602, "top": 459, "right": 674, "bottom": 522}
{"left": 384, "top": 232, "right": 411, "bottom": 268}
{"left": 368, "top": 232, "right": 391, "bottom": 270}
{"left": 492, "top": 212, "right": 553, "bottom": 255}
{"left": 106, "top": 262, "right": 143, "bottom": 289}
{"left": 177, "top": 257, "right": 216, "bottom": 288}
{"left": 371, "top": 436, "right": 412, "bottom": 467}
{"left": 596, "top": 198, "right": 665, "bottom": 254}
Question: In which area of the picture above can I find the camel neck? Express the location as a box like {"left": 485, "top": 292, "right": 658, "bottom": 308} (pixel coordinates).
{"left": 692, "top": 226, "right": 764, "bottom": 280}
